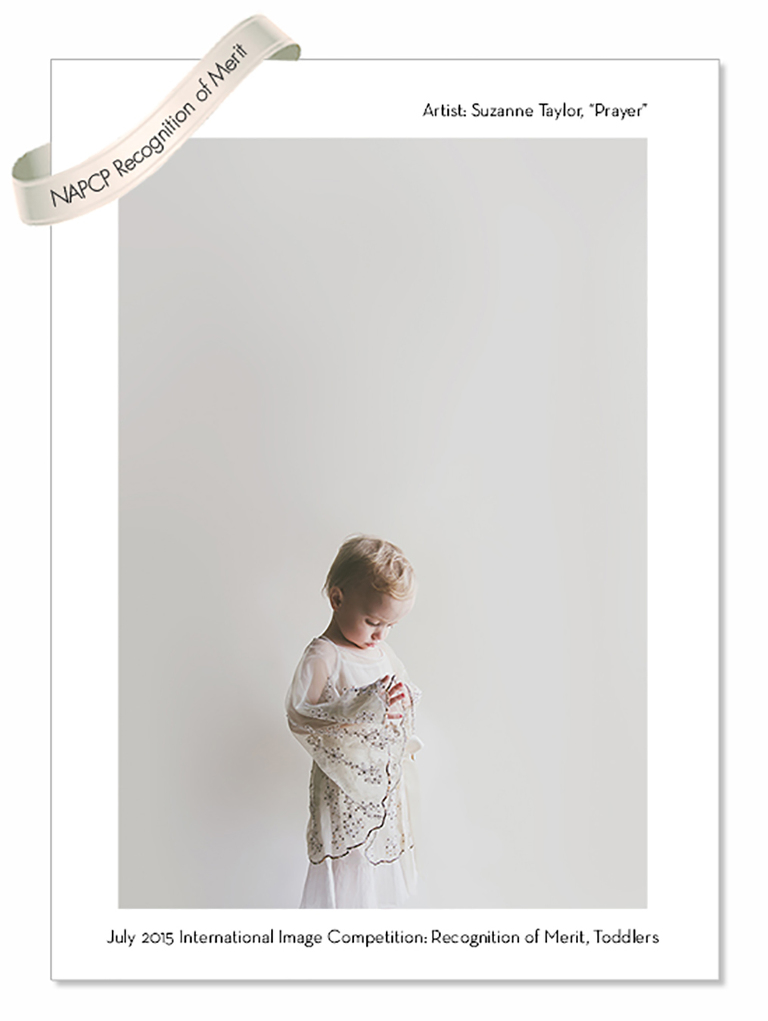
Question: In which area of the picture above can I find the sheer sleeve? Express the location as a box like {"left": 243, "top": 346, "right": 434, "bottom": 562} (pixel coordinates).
{"left": 287, "top": 638, "right": 420, "bottom": 865}
{"left": 286, "top": 639, "right": 388, "bottom": 728}
{"left": 286, "top": 640, "right": 392, "bottom": 805}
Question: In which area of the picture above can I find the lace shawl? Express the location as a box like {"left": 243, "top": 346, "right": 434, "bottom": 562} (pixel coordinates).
{"left": 286, "top": 638, "right": 421, "bottom": 865}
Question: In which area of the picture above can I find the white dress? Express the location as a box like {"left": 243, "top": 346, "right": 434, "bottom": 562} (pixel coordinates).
{"left": 286, "top": 636, "right": 422, "bottom": 908}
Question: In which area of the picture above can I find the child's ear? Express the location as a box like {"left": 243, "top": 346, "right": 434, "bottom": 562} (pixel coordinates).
{"left": 329, "top": 586, "right": 343, "bottom": 610}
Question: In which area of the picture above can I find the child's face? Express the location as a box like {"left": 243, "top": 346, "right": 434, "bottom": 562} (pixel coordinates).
{"left": 330, "top": 582, "right": 414, "bottom": 651}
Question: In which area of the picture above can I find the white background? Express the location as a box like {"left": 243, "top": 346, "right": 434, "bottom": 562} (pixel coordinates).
{"left": 1, "top": 0, "right": 762, "bottom": 1014}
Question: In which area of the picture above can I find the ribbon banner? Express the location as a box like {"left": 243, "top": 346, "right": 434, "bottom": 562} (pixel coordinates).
{"left": 12, "top": 15, "right": 299, "bottom": 225}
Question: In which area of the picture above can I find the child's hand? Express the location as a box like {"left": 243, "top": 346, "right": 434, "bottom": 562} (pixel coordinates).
{"left": 381, "top": 674, "right": 408, "bottom": 719}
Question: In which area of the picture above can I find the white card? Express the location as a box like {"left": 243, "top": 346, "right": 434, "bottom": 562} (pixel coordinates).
{"left": 50, "top": 51, "right": 718, "bottom": 981}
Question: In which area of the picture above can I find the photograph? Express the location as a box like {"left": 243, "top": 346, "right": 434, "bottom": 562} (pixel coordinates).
{"left": 118, "top": 136, "right": 647, "bottom": 911}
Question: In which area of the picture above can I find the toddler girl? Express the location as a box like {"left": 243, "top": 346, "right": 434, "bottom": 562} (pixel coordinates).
{"left": 286, "top": 535, "right": 421, "bottom": 909}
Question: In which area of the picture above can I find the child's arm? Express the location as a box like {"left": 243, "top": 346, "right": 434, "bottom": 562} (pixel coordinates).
{"left": 288, "top": 644, "right": 388, "bottom": 728}
{"left": 304, "top": 658, "right": 331, "bottom": 705}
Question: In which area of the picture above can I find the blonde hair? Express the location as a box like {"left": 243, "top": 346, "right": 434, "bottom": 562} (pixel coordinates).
{"left": 323, "top": 535, "right": 416, "bottom": 601}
